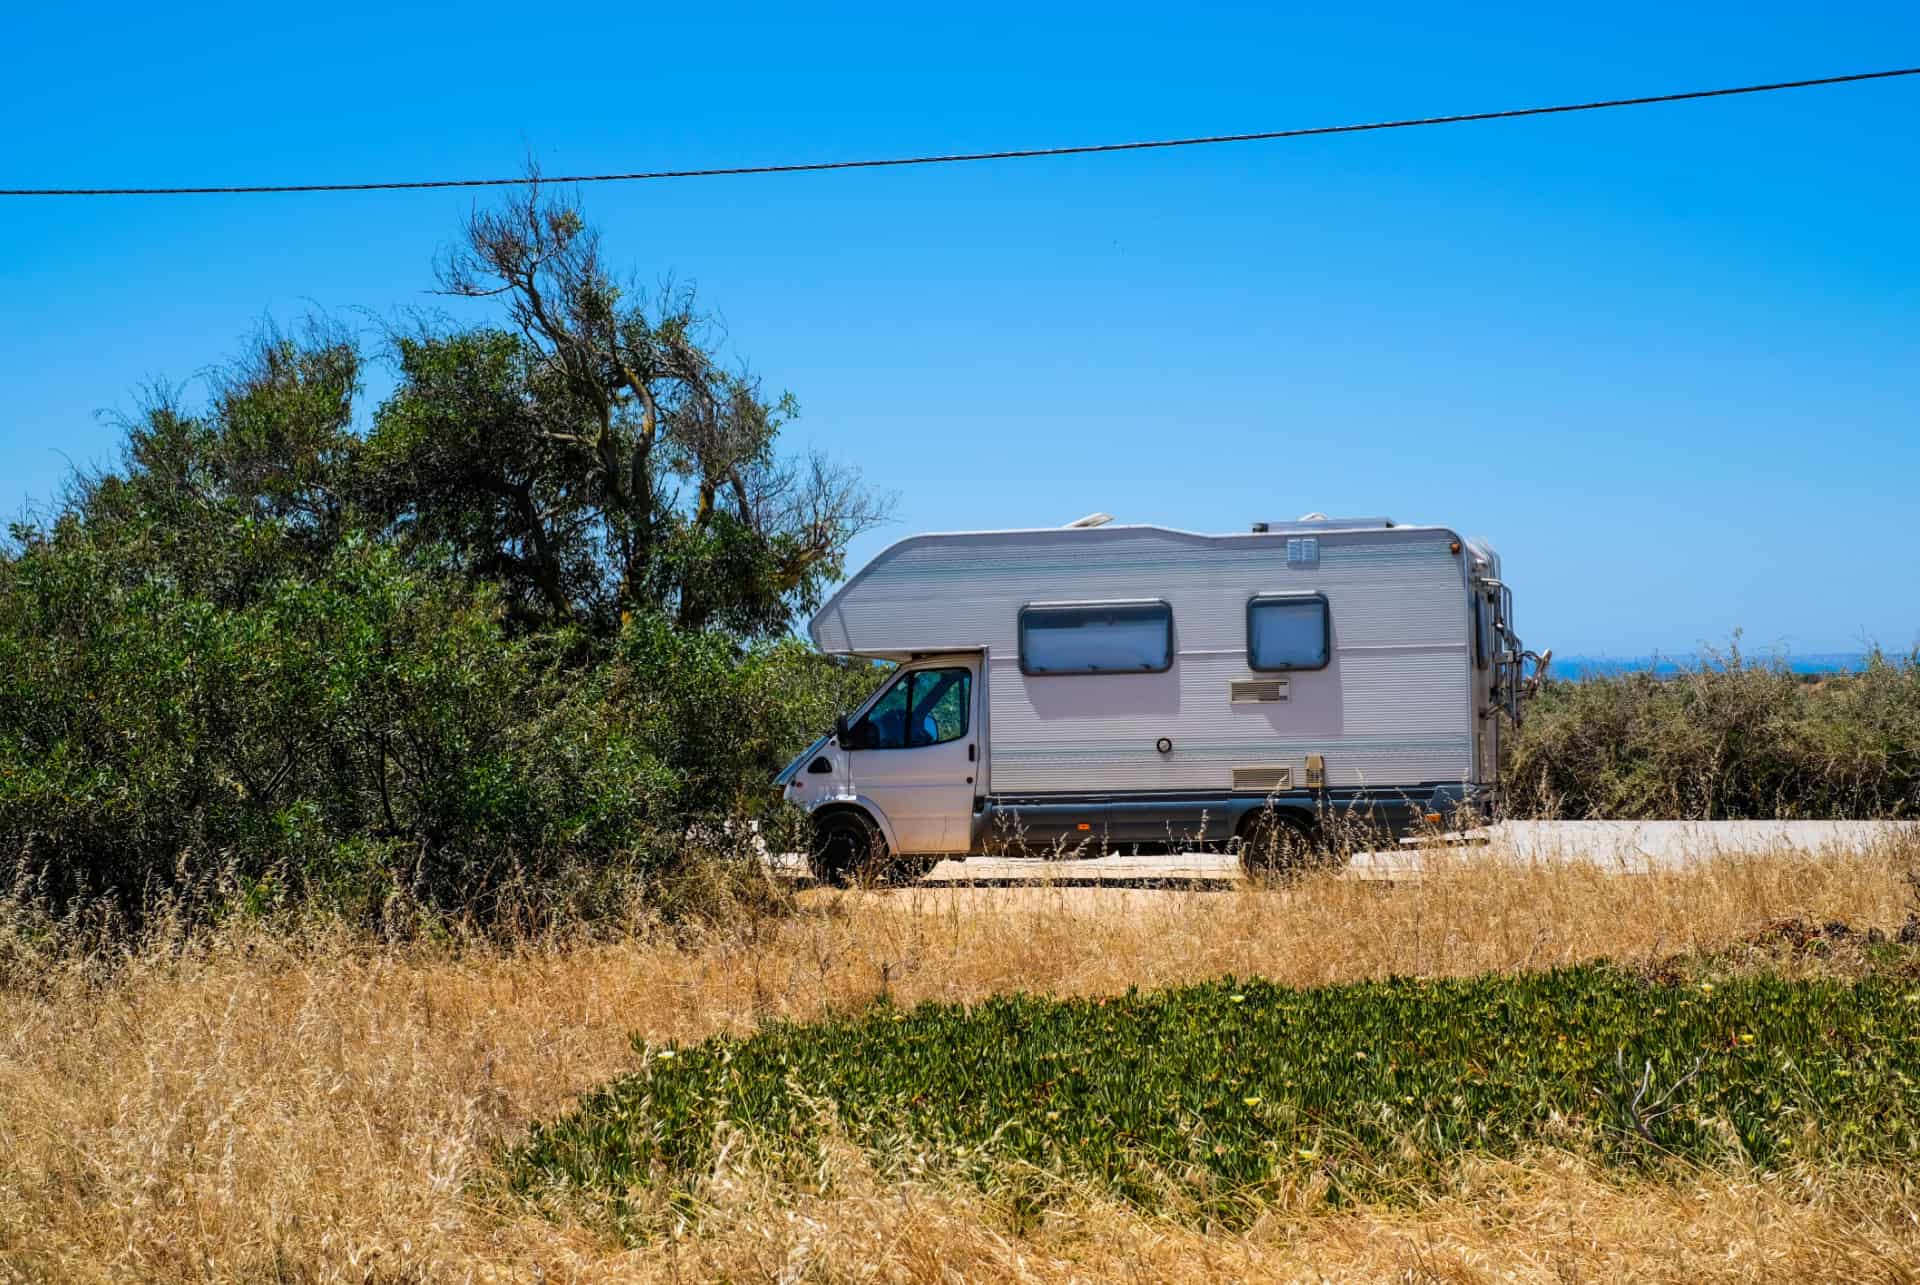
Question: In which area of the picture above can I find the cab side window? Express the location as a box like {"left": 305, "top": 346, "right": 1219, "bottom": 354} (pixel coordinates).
{"left": 850, "top": 668, "right": 971, "bottom": 749}
{"left": 909, "top": 668, "right": 971, "bottom": 746}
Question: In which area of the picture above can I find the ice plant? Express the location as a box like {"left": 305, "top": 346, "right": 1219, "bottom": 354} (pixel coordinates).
{"left": 508, "top": 966, "right": 1920, "bottom": 1230}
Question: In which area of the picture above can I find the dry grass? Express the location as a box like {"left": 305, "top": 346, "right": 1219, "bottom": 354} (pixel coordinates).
{"left": 2, "top": 841, "right": 1917, "bottom": 1283}
{"left": 503, "top": 1149, "right": 1920, "bottom": 1284}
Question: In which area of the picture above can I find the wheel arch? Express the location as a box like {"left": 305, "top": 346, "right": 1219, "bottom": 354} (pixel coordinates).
{"left": 809, "top": 797, "right": 898, "bottom": 854}
{"left": 1229, "top": 798, "right": 1319, "bottom": 840}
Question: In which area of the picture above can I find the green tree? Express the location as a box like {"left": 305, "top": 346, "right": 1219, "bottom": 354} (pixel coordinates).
{"left": 365, "top": 181, "right": 890, "bottom": 635}
{"left": 54, "top": 319, "right": 361, "bottom": 603}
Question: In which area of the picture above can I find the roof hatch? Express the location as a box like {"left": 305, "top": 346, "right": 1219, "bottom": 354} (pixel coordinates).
{"left": 1249, "top": 515, "right": 1395, "bottom": 533}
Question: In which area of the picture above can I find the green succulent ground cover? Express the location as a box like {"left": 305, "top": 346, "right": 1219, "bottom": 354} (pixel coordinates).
{"left": 508, "top": 958, "right": 1920, "bottom": 1228}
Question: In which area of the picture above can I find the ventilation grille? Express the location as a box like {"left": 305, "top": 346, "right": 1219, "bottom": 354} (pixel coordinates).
{"left": 1230, "top": 678, "right": 1290, "bottom": 703}
{"left": 1232, "top": 765, "right": 1294, "bottom": 792}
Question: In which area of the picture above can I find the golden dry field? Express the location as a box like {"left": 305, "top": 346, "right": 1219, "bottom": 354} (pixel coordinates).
{"left": 4, "top": 842, "right": 1919, "bottom": 1283}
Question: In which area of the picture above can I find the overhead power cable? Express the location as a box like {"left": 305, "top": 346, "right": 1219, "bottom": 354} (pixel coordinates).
{"left": 4, "top": 66, "right": 1916, "bottom": 198}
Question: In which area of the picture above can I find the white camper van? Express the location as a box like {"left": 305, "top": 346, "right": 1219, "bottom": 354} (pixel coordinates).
{"left": 776, "top": 515, "right": 1544, "bottom": 881}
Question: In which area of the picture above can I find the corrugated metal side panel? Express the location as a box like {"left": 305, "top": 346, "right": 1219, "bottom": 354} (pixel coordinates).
{"left": 810, "top": 603, "right": 852, "bottom": 652}
{"left": 818, "top": 526, "right": 1471, "bottom": 792}
{"left": 1335, "top": 651, "right": 1468, "bottom": 735}
{"left": 820, "top": 531, "right": 1456, "bottom": 651}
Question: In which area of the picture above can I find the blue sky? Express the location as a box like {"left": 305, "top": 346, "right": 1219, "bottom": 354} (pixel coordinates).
{"left": 3, "top": 3, "right": 1916, "bottom": 657}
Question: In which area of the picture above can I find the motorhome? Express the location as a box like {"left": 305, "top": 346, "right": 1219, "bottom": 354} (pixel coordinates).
{"left": 776, "top": 515, "right": 1544, "bottom": 881}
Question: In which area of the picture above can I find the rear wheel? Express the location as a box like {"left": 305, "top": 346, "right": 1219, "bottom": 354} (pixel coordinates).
{"left": 1235, "top": 808, "right": 1323, "bottom": 880}
{"left": 808, "top": 810, "right": 892, "bottom": 887}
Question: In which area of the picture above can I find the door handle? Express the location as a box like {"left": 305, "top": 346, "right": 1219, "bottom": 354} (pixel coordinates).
{"left": 967, "top": 743, "right": 976, "bottom": 761}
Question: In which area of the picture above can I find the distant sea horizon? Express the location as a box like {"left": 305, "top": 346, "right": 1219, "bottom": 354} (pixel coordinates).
{"left": 1552, "top": 651, "right": 1892, "bottom": 678}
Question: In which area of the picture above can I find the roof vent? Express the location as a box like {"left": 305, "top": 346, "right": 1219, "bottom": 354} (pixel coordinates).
{"left": 1065, "top": 512, "right": 1113, "bottom": 529}
{"left": 1251, "top": 516, "right": 1396, "bottom": 533}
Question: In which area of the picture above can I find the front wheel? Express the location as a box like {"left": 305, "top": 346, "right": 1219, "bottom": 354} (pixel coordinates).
{"left": 808, "top": 810, "right": 889, "bottom": 887}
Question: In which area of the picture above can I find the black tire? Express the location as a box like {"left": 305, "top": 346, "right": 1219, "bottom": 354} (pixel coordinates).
{"left": 808, "top": 810, "right": 888, "bottom": 887}
{"left": 1235, "top": 808, "right": 1321, "bottom": 879}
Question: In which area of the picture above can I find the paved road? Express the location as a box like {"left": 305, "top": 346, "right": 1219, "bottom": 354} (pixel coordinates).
{"left": 771, "top": 820, "right": 1915, "bottom": 887}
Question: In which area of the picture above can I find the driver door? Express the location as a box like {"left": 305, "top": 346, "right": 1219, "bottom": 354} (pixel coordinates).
{"left": 844, "top": 662, "right": 978, "bottom": 853}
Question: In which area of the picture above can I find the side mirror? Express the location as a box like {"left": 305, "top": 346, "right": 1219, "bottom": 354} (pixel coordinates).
{"left": 834, "top": 714, "right": 851, "bottom": 745}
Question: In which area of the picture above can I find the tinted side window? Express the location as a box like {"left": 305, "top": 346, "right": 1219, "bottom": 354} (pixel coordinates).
{"left": 908, "top": 668, "right": 971, "bottom": 746}
{"left": 852, "top": 667, "right": 971, "bottom": 749}
{"left": 1247, "top": 595, "right": 1329, "bottom": 671}
{"left": 1019, "top": 603, "right": 1173, "bottom": 674}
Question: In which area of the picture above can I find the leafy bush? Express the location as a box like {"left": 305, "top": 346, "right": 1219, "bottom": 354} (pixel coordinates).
{"left": 0, "top": 524, "right": 876, "bottom": 927}
{"left": 507, "top": 959, "right": 1920, "bottom": 1228}
{"left": 1504, "top": 646, "right": 1920, "bottom": 819}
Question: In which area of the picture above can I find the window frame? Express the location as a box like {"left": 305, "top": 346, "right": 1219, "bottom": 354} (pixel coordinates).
{"left": 848, "top": 666, "right": 972, "bottom": 750}
{"left": 1245, "top": 592, "right": 1331, "bottom": 673}
{"left": 1017, "top": 599, "right": 1175, "bottom": 677}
